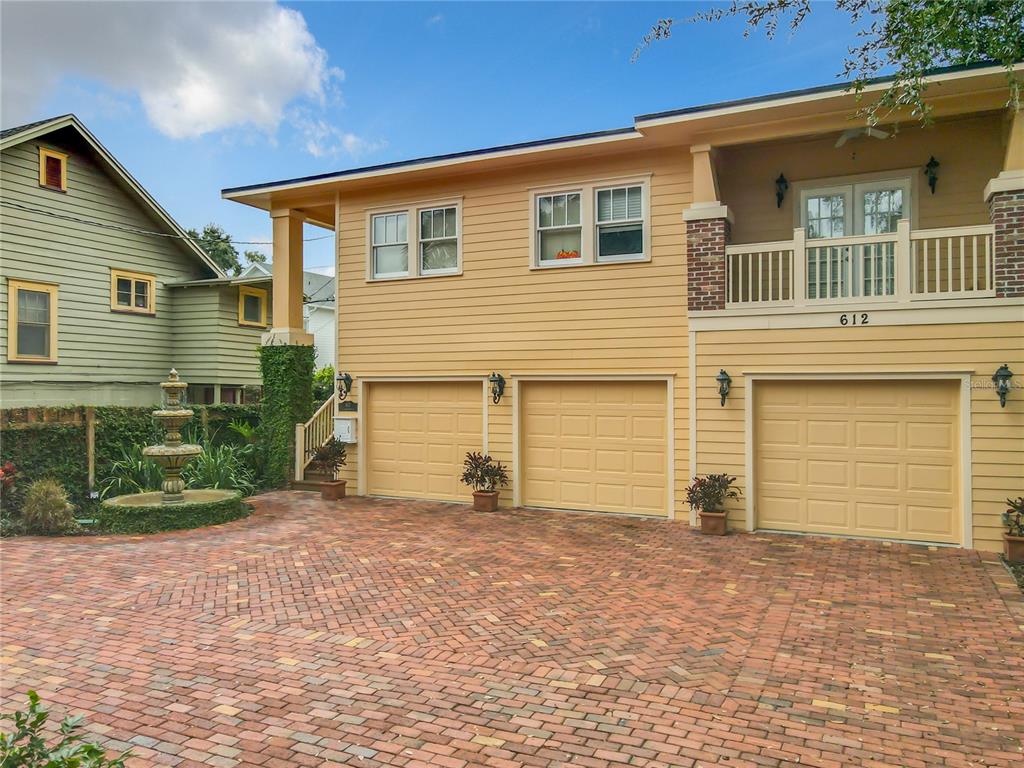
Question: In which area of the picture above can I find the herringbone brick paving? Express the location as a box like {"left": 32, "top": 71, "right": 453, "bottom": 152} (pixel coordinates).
{"left": 1, "top": 492, "right": 1021, "bottom": 767}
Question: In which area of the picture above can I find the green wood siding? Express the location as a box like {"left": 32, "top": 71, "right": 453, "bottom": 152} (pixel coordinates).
{"left": 0, "top": 128, "right": 263, "bottom": 405}
{"left": 173, "top": 285, "right": 266, "bottom": 384}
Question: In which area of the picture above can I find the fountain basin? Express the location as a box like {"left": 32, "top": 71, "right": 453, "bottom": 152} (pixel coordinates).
{"left": 100, "top": 489, "right": 247, "bottom": 534}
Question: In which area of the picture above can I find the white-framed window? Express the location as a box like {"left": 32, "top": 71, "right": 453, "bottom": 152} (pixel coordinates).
{"left": 529, "top": 176, "right": 650, "bottom": 269}
{"left": 596, "top": 184, "right": 644, "bottom": 262}
{"left": 371, "top": 211, "right": 409, "bottom": 278}
{"left": 536, "top": 191, "right": 583, "bottom": 264}
{"left": 367, "top": 200, "right": 462, "bottom": 281}
{"left": 419, "top": 206, "right": 459, "bottom": 274}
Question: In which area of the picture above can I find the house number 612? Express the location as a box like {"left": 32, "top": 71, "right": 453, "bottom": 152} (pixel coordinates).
{"left": 839, "top": 313, "right": 869, "bottom": 326}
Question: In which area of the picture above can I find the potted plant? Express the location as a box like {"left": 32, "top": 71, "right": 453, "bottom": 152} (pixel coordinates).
{"left": 461, "top": 452, "right": 509, "bottom": 512}
{"left": 685, "top": 474, "right": 740, "bottom": 536}
{"left": 1003, "top": 497, "right": 1024, "bottom": 564}
{"left": 307, "top": 437, "right": 347, "bottom": 500}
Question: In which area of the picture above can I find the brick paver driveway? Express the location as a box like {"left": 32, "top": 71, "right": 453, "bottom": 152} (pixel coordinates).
{"left": 2, "top": 493, "right": 1022, "bottom": 767}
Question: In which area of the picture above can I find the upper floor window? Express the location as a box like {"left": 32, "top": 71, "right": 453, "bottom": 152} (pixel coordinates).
{"left": 530, "top": 177, "right": 650, "bottom": 269}
{"left": 110, "top": 269, "right": 155, "bottom": 315}
{"left": 38, "top": 148, "right": 68, "bottom": 192}
{"left": 7, "top": 279, "right": 58, "bottom": 363}
{"left": 537, "top": 192, "right": 582, "bottom": 263}
{"left": 368, "top": 201, "right": 462, "bottom": 281}
{"left": 238, "top": 285, "right": 268, "bottom": 327}
{"left": 419, "top": 207, "right": 459, "bottom": 274}
{"left": 596, "top": 185, "right": 643, "bottom": 262}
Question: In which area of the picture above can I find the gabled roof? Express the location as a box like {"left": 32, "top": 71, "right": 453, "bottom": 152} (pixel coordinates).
{"left": 1, "top": 114, "right": 223, "bottom": 277}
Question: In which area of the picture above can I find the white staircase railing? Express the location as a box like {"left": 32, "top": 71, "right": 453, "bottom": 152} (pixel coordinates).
{"left": 294, "top": 393, "right": 337, "bottom": 481}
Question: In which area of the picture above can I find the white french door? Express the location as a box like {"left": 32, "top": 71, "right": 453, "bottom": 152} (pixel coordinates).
{"left": 801, "top": 178, "right": 910, "bottom": 300}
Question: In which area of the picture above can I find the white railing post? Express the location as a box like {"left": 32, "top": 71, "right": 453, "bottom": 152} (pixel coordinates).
{"left": 896, "top": 219, "right": 912, "bottom": 302}
{"left": 294, "top": 423, "right": 305, "bottom": 482}
{"left": 792, "top": 227, "right": 806, "bottom": 307}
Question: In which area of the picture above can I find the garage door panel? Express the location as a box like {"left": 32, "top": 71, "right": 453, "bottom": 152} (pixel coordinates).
{"left": 854, "top": 502, "right": 900, "bottom": 532}
{"left": 907, "top": 505, "right": 956, "bottom": 536}
{"left": 756, "top": 380, "right": 958, "bottom": 544}
{"left": 521, "top": 381, "right": 668, "bottom": 516}
{"left": 855, "top": 462, "right": 900, "bottom": 491}
{"left": 760, "top": 419, "right": 801, "bottom": 447}
{"left": 367, "top": 381, "right": 483, "bottom": 502}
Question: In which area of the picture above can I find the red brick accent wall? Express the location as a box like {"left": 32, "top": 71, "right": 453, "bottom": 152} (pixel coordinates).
{"left": 990, "top": 190, "right": 1024, "bottom": 298}
{"left": 686, "top": 217, "right": 729, "bottom": 311}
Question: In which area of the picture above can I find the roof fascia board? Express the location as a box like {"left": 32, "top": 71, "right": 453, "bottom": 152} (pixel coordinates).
{"left": 222, "top": 129, "right": 643, "bottom": 199}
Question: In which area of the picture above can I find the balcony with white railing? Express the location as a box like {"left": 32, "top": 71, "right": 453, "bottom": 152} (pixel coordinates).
{"left": 725, "top": 221, "right": 995, "bottom": 311}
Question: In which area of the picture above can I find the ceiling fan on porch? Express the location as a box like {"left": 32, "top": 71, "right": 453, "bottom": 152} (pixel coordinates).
{"left": 834, "top": 126, "right": 890, "bottom": 147}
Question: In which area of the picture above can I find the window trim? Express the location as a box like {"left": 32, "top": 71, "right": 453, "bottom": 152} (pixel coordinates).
{"left": 238, "top": 285, "right": 269, "bottom": 328}
{"left": 365, "top": 198, "right": 463, "bottom": 282}
{"left": 109, "top": 269, "right": 157, "bottom": 315}
{"left": 38, "top": 147, "right": 68, "bottom": 192}
{"left": 528, "top": 175, "right": 651, "bottom": 270}
{"left": 7, "top": 278, "right": 58, "bottom": 364}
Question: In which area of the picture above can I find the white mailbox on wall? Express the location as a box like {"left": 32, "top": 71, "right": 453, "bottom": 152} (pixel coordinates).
{"left": 333, "top": 416, "right": 357, "bottom": 444}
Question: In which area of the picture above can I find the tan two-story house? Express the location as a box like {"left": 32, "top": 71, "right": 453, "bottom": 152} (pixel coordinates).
{"left": 224, "top": 64, "right": 1023, "bottom": 553}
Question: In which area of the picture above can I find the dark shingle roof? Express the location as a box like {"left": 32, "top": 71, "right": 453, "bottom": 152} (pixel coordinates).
{"left": 0, "top": 114, "right": 74, "bottom": 141}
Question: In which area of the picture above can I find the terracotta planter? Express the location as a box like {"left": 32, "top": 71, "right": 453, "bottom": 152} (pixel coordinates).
{"left": 699, "top": 510, "right": 728, "bottom": 536}
{"left": 1004, "top": 534, "right": 1024, "bottom": 564}
{"left": 320, "top": 479, "right": 346, "bottom": 501}
{"left": 472, "top": 490, "right": 499, "bottom": 512}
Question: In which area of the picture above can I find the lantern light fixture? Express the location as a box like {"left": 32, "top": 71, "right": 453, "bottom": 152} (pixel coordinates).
{"left": 488, "top": 372, "right": 506, "bottom": 404}
{"left": 993, "top": 364, "right": 1013, "bottom": 408}
{"left": 716, "top": 369, "right": 732, "bottom": 407}
{"left": 924, "top": 156, "right": 940, "bottom": 194}
{"left": 775, "top": 173, "right": 789, "bottom": 208}
{"left": 336, "top": 372, "right": 353, "bottom": 401}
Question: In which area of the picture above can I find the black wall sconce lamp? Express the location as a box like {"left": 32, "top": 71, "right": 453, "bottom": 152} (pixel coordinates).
{"left": 489, "top": 372, "right": 506, "bottom": 404}
{"left": 924, "top": 156, "right": 940, "bottom": 194}
{"left": 993, "top": 364, "right": 1013, "bottom": 408}
{"left": 716, "top": 369, "right": 732, "bottom": 407}
{"left": 775, "top": 173, "right": 789, "bottom": 208}
{"left": 336, "top": 371, "right": 353, "bottom": 401}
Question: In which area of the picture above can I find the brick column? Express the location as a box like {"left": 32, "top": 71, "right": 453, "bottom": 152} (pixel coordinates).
{"left": 685, "top": 217, "right": 730, "bottom": 312}
{"left": 990, "top": 189, "right": 1024, "bottom": 298}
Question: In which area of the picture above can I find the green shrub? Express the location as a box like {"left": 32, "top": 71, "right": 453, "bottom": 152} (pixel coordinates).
{"left": 99, "top": 491, "right": 247, "bottom": 534}
{"left": 99, "top": 444, "right": 164, "bottom": 499}
{"left": 0, "top": 690, "right": 130, "bottom": 767}
{"left": 312, "top": 365, "right": 336, "bottom": 405}
{"left": 259, "top": 345, "right": 315, "bottom": 488}
{"left": 0, "top": 423, "right": 89, "bottom": 510}
{"left": 20, "top": 479, "right": 76, "bottom": 535}
{"left": 182, "top": 444, "right": 256, "bottom": 496}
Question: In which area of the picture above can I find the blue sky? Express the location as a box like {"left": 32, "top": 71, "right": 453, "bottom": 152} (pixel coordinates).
{"left": 2, "top": 2, "right": 863, "bottom": 269}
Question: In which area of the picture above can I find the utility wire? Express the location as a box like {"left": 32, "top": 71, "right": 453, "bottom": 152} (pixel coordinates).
{"left": 0, "top": 200, "right": 333, "bottom": 245}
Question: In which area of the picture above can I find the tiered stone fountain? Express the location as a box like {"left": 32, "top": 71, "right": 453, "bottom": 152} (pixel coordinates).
{"left": 100, "top": 370, "right": 243, "bottom": 531}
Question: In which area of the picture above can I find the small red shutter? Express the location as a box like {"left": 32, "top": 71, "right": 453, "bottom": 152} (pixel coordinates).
{"left": 44, "top": 156, "right": 63, "bottom": 189}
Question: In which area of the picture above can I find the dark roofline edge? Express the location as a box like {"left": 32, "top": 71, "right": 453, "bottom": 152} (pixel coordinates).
{"left": 222, "top": 61, "right": 1007, "bottom": 198}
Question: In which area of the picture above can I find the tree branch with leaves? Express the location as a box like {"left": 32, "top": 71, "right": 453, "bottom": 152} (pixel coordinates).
{"left": 634, "top": 0, "right": 1023, "bottom": 125}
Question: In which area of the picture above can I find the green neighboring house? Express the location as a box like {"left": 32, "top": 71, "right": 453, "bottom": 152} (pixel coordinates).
{"left": 0, "top": 114, "right": 271, "bottom": 407}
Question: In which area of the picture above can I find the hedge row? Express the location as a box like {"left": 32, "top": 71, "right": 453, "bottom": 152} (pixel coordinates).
{"left": 98, "top": 491, "right": 248, "bottom": 534}
{"left": 0, "top": 404, "right": 260, "bottom": 511}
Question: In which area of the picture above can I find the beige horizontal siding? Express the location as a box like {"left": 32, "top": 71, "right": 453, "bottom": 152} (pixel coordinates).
{"left": 334, "top": 146, "right": 692, "bottom": 512}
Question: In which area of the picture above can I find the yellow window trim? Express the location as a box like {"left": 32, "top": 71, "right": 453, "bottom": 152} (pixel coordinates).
{"left": 38, "top": 147, "right": 69, "bottom": 192}
{"left": 109, "top": 269, "right": 157, "bottom": 315}
{"left": 238, "top": 285, "right": 268, "bottom": 327}
{"left": 7, "top": 279, "right": 58, "bottom": 364}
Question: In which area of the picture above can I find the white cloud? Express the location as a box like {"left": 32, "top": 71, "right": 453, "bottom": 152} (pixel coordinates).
{"left": 1, "top": 1, "right": 343, "bottom": 140}
{"left": 292, "top": 109, "right": 387, "bottom": 159}
{"left": 426, "top": 13, "right": 444, "bottom": 26}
